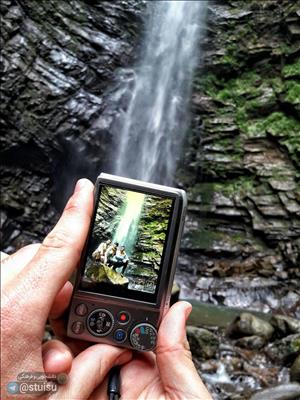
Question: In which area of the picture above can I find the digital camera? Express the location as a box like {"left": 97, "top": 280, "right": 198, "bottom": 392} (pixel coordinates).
{"left": 67, "top": 173, "right": 186, "bottom": 351}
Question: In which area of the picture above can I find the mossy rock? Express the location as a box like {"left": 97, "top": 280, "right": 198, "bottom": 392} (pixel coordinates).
{"left": 282, "top": 59, "right": 300, "bottom": 79}
{"left": 87, "top": 263, "right": 129, "bottom": 286}
{"left": 266, "top": 333, "right": 300, "bottom": 363}
{"left": 187, "top": 326, "right": 219, "bottom": 359}
{"left": 291, "top": 355, "right": 300, "bottom": 382}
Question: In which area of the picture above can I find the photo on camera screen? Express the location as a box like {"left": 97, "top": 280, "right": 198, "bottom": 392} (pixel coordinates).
{"left": 79, "top": 185, "right": 174, "bottom": 301}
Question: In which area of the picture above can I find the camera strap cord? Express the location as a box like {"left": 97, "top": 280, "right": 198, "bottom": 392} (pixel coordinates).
{"left": 108, "top": 366, "right": 121, "bottom": 400}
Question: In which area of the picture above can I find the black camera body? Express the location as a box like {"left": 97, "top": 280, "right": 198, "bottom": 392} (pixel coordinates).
{"left": 67, "top": 173, "right": 186, "bottom": 351}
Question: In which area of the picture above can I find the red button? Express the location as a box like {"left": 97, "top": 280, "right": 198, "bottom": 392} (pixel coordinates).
{"left": 117, "top": 311, "right": 130, "bottom": 324}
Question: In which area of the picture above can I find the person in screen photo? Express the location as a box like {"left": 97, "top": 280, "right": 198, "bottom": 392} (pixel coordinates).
{"left": 92, "top": 239, "right": 112, "bottom": 262}
{"left": 104, "top": 242, "right": 119, "bottom": 266}
{"left": 110, "top": 245, "right": 129, "bottom": 274}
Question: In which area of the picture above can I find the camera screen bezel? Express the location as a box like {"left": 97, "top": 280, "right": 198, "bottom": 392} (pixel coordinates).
{"left": 75, "top": 176, "right": 183, "bottom": 306}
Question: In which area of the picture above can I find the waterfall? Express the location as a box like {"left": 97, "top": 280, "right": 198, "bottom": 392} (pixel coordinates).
{"left": 113, "top": 191, "right": 145, "bottom": 255}
{"left": 114, "top": 1, "right": 206, "bottom": 184}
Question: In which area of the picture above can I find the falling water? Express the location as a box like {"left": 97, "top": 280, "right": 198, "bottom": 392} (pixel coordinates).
{"left": 114, "top": 1, "right": 206, "bottom": 184}
{"left": 113, "top": 191, "right": 145, "bottom": 255}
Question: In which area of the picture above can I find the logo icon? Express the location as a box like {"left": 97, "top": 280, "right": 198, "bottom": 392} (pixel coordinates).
{"left": 7, "top": 381, "right": 19, "bottom": 394}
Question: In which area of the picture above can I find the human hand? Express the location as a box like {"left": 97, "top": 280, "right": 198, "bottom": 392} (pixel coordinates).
{"left": 1, "top": 179, "right": 132, "bottom": 399}
{"left": 92, "top": 301, "right": 212, "bottom": 400}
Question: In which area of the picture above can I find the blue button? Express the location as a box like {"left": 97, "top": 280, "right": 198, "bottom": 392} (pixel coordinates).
{"left": 114, "top": 329, "right": 126, "bottom": 342}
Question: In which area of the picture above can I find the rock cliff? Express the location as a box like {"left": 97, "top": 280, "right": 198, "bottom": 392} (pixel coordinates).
{"left": 1, "top": 0, "right": 143, "bottom": 251}
{"left": 177, "top": 0, "right": 300, "bottom": 315}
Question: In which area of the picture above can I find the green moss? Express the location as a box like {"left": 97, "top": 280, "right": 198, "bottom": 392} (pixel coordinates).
{"left": 241, "top": 119, "right": 266, "bottom": 138}
{"left": 270, "top": 77, "right": 284, "bottom": 94}
{"left": 284, "top": 80, "right": 300, "bottom": 104}
{"left": 282, "top": 59, "right": 300, "bottom": 78}
{"left": 189, "top": 183, "right": 215, "bottom": 204}
{"left": 186, "top": 229, "right": 220, "bottom": 250}
{"left": 282, "top": 136, "right": 300, "bottom": 159}
{"left": 215, "top": 71, "right": 262, "bottom": 104}
{"left": 241, "top": 112, "right": 300, "bottom": 165}
{"left": 214, "top": 177, "right": 256, "bottom": 196}
{"left": 291, "top": 336, "right": 300, "bottom": 352}
{"left": 193, "top": 73, "right": 221, "bottom": 97}
{"left": 186, "top": 226, "right": 260, "bottom": 251}
{"left": 262, "top": 112, "right": 299, "bottom": 136}
{"left": 243, "top": 112, "right": 300, "bottom": 137}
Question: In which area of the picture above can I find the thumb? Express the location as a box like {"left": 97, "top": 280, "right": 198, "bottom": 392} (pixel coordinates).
{"left": 156, "top": 301, "right": 212, "bottom": 400}
{"left": 5, "top": 179, "right": 94, "bottom": 323}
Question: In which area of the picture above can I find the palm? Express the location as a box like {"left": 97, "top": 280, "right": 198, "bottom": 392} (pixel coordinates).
{"left": 120, "top": 343, "right": 207, "bottom": 400}
{"left": 120, "top": 353, "right": 166, "bottom": 400}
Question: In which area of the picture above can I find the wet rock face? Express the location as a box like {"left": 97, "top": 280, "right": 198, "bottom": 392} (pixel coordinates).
{"left": 290, "top": 355, "right": 300, "bottom": 383}
{"left": 250, "top": 383, "right": 300, "bottom": 400}
{"left": 187, "top": 326, "right": 219, "bottom": 359}
{"left": 266, "top": 333, "right": 300, "bottom": 364}
{"left": 177, "top": 0, "right": 300, "bottom": 314}
{"left": 1, "top": 0, "right": 143, "bottom": 251}
{"left": 135, "top": 197, "right": 173, "bottom": 268}
{"left": 194, "top": 310, "right": 300, "bottom": 399}
{"left": 227, "top": 313, "right": 274, "bottom": 340}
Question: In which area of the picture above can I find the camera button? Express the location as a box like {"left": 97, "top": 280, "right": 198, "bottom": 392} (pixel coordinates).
{"left": 117, "top": 311, "right": 130, "bottom": 324}
{"left": 114, "top": 329, "right": 127, "bottom": 343}
{"left": 87, "top": 309, "right": 114, "bottom": 337}
{"left": 130, "top": 323, "right": 157, "bottom": 351}
{"left": 75, "top": 303, "right": 88, "bottom": 316}
{"left": 72, "top": 321, "right": 84, "bottom": 334}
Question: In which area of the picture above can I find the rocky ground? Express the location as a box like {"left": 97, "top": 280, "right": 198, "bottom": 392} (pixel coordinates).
{"left": 187, "top": 311, "right": 300, "bottom": 400}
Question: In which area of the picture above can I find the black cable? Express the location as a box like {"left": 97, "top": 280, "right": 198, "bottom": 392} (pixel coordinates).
{"left": 108, "top": 366, "right": 121, "bottom": 400}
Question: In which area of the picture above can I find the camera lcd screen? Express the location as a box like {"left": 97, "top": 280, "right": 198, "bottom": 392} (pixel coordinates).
{"left": 79, "top": 184, "right": 174, "bottom": 303}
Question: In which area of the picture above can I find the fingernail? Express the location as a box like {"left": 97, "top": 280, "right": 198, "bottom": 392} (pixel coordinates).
{"left": 74, "top": 179, "right": 88, "bottom": 193}
{"left": 43, "top": 348, "right": 65, "bottom": 364}
{"left": 184, "top": 303, "right": 192, "bottom": 322}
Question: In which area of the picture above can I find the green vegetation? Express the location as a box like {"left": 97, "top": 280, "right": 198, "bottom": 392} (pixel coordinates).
{"left": 189, "top": 183, "right": 215, "bottom": 204}
{"left": 240, "top": 112, "right": 300, "bottom": 164}
{"left": 284, "top": 80, "right": 300, "bottom": 104}
{"left": 243, "top": 112, "right": 300, "bottom": 148}
{"left": 261, "top": 112, "right": 299, "bottom": 136}
{"left": 216, "top": 71, "right": 263, "bottom": 103}
{"left": 196, "top": 66, "right": 300, "bottom": 165}
{"left": 214, "top": 177, "right": 257, "bottom": 196}
{"left": 282, "top": 59, "right": 300, "bottom": 78}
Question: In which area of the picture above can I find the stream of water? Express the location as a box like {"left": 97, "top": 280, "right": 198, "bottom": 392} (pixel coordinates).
{"left": 114, "top": 0, "right": 207, "bottom": 184}
{"left": 113, "top": 191, "right": 145, "bottom": 256}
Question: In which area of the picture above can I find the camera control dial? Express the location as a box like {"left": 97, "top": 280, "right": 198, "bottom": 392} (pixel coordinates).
{"left": 87, "top": 309, "right": 114, "bottom": 336}
{"left": 130, "top": 323, "right": 157, "bottom": 351}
